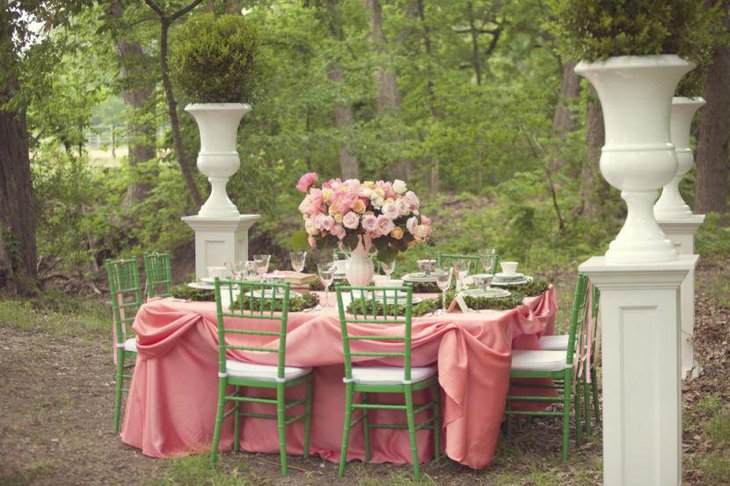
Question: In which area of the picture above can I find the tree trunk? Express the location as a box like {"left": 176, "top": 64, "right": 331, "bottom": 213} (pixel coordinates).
{"left": 580, "top": 86, "right": 608, "bottom": 218}
{"left": 466, "top": 1, "right": 482, "bottom": 85}
{"left": 695, "top": 37, "right": 730, "bottom": 217}
{"left": 415, "top": 0, "right": 437, "bottom": 117}
{"left": 110, "top": 1, "right": 157, "bottom": 209}
{"left": 328, "top": 66, "right": 359, "bottom": 179}
{"left": 0, "top": 102, "right": 38, "bottom": 291}
{"left": 552, "top": 61, "right": 580, "bottom": 139}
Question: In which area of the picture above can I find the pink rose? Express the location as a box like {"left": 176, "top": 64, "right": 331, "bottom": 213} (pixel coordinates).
{"left": 298, "top": 189, "right": 323, "bottom": 217}
{"left": 403, "top": 190, "right": 419, "bottom": 211}
{"left": 362, "top": 214, "right": 378, "bottom": 233}
{"left": 420, "top": 215, "right": 431, "bottom": 226}
{"left": 395, "top": 198, "right": 410, "bottom": 217}
{"left": 406, "top": 216, "right": 418, "bottom": 235}
{"left": 376, "top": 215, "right": 395, "bottom": 235}
{"left": 296, "top": 172, "right": 318, "bottom": 192}
{"left": 342, "top": 211, "right": 360, "bottom": 229}
{"left": 307, "top": 235, "right": 317, "bottom": 248}
{"left": 331, "top": 224, "right": 346, "bottom": 240}
{"left": 382, "top": 202, "right": 399, "bottom": 220}
{"left": 414, "top": 224, "right": 431, "bottom": 241}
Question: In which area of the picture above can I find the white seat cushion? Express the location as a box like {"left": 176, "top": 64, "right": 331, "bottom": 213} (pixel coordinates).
{"left": 123, "top": 338, "right": 137, "bottom": 353}
{"left": 539, "top": 334, "right": 570, "bottom": 350}
{"left": 350, "top": 365, "right": 437, "bottom": 385}
{"left": 511, "top": 350, "right": 569, "bottom": 372}
{"left": 226, "top": 359, "right": 311, "bottom": 382}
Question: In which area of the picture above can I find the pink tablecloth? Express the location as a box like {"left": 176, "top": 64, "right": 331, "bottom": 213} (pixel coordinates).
{"left": 120, "top": 288, "right": 557, "bottom": 469}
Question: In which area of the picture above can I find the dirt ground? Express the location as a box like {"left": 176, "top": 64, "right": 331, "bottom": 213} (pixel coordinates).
{"left": 0, "top": 258, "right": 728, "bottom": 485}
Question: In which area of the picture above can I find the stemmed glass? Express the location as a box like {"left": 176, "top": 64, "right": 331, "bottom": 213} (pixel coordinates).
{"left": 478, "top": 248, "right": 497, "bottom": 276}
{"left": 381, "top": 258, "right": 396, "bottom": 280}
{"left": 317, "top": 263, "right": 336, "bottom": 306}
{"left": 452, "top": 259, "right": 471, "bottom": 292}
{"left": 290, "top": 251, "right": 307, "bottom": 273}
{"left": 434, "top": 268, "right": 453, "bottom": 314}
{"left": 253, "top": 254, "right": 271, "bottom": 280}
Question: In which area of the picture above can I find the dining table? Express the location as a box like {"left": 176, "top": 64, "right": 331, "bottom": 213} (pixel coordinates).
{"left": 119, "top": 286, "right": 557, "bottom": 470}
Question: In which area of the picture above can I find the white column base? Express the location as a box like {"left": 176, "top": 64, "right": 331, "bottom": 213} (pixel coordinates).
{"left": 579, "top": 255, "right": 697, "bottom": 486}
{"left": 181, "top": 214, "right": 260, "bottom": 280}
{"left": 657, "top": 214, "right": 704, "bottom": 380}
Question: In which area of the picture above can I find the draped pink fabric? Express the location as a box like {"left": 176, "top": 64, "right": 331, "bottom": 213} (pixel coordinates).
{"left": 120, "top": 288, "right": 557, "bottom": 469}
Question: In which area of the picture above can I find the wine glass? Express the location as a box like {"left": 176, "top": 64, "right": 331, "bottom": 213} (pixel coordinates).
{"left": 478, "top": 248, "right": 497, "bottom": 276}
{"left": 317, "top": 263, "right": 336, "bottom": 306}
{"left": 381, "top": 258, "right": 396, "bottom": 279}
{"left": 434, "top": 268, "right": 453, "bottom": 314}
{"left": 253, "top": 254, "right": 271, "bottom": 279}
{"left": 290, "top": 251, "right": 306, "bottom": 273}
{"left": 452, "top": 259, "right": 471, "bottom": 292}
{"left": 243, "top": 260, "right": 258, "bottom": 280}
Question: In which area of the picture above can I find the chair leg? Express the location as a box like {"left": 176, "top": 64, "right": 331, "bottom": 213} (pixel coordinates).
{"left": 361, "top": 392, "right": 371, "bottom": 462}
{"left": 113, "top": 350, "right": 124, "bottom": 434}
{"left": 276, "top": 382, "right": 288, "bottom": 476}
{"left": 431, "top": 379, "right": 441, "bottom": 459}
{"left": 210, "top": 377, "right": 227, "bottom": 464}
{"left": 583, "top": 373, "right": 592, "bottom": 435}
{"left": 303, "top": 375, "right": 313, "bottom": 459}
{"left": 233, "top": 386, "right": 241, "bottom": 453}
{"left": 591, "top": 368, "right": 601, "bottom": 424}
{"left": 338, "top": 383, "right": 354, "bottom": 477}
{"left": 404, "top": 385, "right": 421, "bottom": 480}
{"left": 562, "top": 373, "right": 572, "bottom": 461}
{"left": 574, "top": 378, "right": 583, "bottom": 447}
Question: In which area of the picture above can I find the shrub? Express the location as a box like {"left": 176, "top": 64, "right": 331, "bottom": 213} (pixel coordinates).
{"left": 170, "top": 13, "right": 260, "bottom": 104}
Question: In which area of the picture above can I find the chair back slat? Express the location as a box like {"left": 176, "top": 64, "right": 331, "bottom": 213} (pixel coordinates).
{"left": 565, "top": 274, "right": 590, "bottom": 365}
{"left": 214, "top": 279, "right": 291, "bottom": 380}
{"left": 437, "top": 252, "right": 500, "bottom": 274}
{"left": 105, "top": 258, "right": 143, "bottom": 345}
{"left": 143, "top": 251, "right": 173, "bottom": 299}
{"left": 336, "top": 285, "right": 414, "bottom": 382}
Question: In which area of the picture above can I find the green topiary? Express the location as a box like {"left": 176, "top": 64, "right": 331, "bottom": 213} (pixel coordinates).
{"left": 551, "top": 0, "right": 712, "bottom": 63}
{"left": 170, "top": 13, "right": 260, "bottom": 104}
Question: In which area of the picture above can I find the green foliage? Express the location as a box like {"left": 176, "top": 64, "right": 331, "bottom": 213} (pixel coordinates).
{"left": 170, "top": 14, "right": 260, "bottom": 104}
{"left": 172, "top": 284, "right": 214, "bottom": 301}
{"left": 551, "top": 0, "right": 711, "bottom": 62}
{"left": 230, "top": 291, "right": 320, "bottom": 312}
{"left": 346, "top": 297, "right": 439, "bottom": 317}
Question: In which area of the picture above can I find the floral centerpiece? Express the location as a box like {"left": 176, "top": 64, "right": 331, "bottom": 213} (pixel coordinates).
{"left": 296, "top": 172, "right": 432, "bottom": 285}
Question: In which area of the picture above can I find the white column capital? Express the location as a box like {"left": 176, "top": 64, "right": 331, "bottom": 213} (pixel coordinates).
{"left": 579, "top": 254, "right": 697, "bottom": 289}
{"left": 656, "top": 214, "right": 705, "bottom": 238}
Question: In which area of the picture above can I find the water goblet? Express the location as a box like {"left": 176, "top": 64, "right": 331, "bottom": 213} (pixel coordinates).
{"left": 381, "top": 259, "right": 396, "bottom": 279}
{"left": 434, "top": 268, "right": 453, "bottom": 313}
{"left": 253, "top": 254, "right": 271, "bottom": 279}
{"left": 452, "top": 259, "right": 471, "bottom": 292}
{"left": 317, "top": 263, "right": 336, "bottom": 306}
{"left": 243, "top": 260, "right": 258, "bottom": 280}
{"left": 290, "top": 251, "right": 307, "bottom": 273}
{"left": 478, "top": 248, "right": 497, "bottom": 276}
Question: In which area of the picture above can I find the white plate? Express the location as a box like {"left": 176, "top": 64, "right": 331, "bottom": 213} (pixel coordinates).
{"left": 494, "top": 272, "right": 526, "bottom": 281}
{"left": 461, "top": 288, "right": 511, "bottom": 299}
{"left": 188, "top": 281, "right": 215, "bottom": 290}
{"left": 402, "top": 272, "right": 436, "bottom": 283}
{"left": 242, "top": 289, "right": 302, "bottom": 300}
{"left": 491, "top": 276, "right": 532, "bottom": 286}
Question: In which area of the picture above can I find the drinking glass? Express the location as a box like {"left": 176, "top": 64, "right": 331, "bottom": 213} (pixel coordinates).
{"left": 290, "top": 251, "right": 307, "bottom": 273}
{"left": 434, "top": 268, "right": 453, "bottom": 313}
{"left": 381, "top": 259, "right": 396, "bottom": 279}
{"left": 478, "top": 248, "right": 497, "bottom": 276}
{"left": 243, "top": 260, "right": 258, "bottom": 280}
{"left": 317, "top": 263, "right": 336, "bottom": 306}
{"left": 253, "top": 254, "right": 271, "bottom": 279}
{"left": 452, "top": 259, "right": 471, "bottom": 291}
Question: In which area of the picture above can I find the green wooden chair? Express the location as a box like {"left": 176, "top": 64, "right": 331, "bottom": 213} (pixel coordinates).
{"left": 504, "top": 273, "right": 590, "bottom": 460}
{"left": 143, "top": 251, "right": 173, "bottom": 299}
{"left": 104, "top": 257, "right": 143, "bottom": 433}
{"left": 335, "top": 285, "right": 441, "bottom": 480}
{"left": 436, "top": 252, "right": 500, "bottom": 275}
{"left": 210, "top": 279, "right": 313, "bottom": 476}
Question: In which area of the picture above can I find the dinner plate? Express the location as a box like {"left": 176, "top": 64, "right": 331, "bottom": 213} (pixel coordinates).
{"left": 461, "top": 288, "right": 511, "bottom": 298}
{"left": 491, "top": 276, "right": 532, "bottom": 286}
{"left": 188, "top": 281, "right": 216, "bottom": 290}
{"left": 242, "top": 289, "right": 302, "bottom": 300}
{"left": 494, "top": 272, "right": 526, "bottom": 281}
{"left": 402, "top": 272, "right": 436, "bottom": 283}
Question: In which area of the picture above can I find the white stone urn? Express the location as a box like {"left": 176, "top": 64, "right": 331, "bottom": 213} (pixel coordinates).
{"left": 345, "top": 238, "right": 375, "bottom": 287}
{"left": 575, "top": 55, "right": 694, "bottom": 263}
{"left": 185, "top": 103, "right": 251, "bottom": 217}
{"left": 654, "top": 97, "right": 706, "bottom": 220}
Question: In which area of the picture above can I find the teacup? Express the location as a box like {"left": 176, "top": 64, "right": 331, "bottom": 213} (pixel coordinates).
{"left": 207, "top": 266, "right": 228, "bottom": 279}
{"left": 500, "top": 261, "right": 519, "bottom": 275}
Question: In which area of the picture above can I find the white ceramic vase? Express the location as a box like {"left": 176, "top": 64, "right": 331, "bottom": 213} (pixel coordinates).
{"left": 185, "top": 103, "right": 251, "bottom": 218}
{"left": 345, "top": 238, "right": 375, "bottom": 287}
{"left": 575, "top": 55, "right": 694, "bottom": 263}
{"left": 654, "top": 97, "right": 706, "bottom": 220}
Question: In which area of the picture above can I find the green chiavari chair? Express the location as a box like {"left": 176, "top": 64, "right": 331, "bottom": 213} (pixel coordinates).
{"left": 437, "top": 252, "right": 500, "bottom": 275}
{"left": 143, "top": 251, "right": 173, "bottom": 299}
{"left": 104, "top": 257, "right": 143, "bottom": 433}
{"left": 504, "top": 273, "right": 589, "bottom": 460}
{"left": 209, "top": 279, "right": 313, "bottom": 476}
{"left": 335, "top": 285, "right": 441, "bottom": 480}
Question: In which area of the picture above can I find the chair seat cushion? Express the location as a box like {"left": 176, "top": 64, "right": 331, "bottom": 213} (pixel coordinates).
{"left": 123, "top": 338, "right": 137, "bottom": 353}
{"left": 511, "top": 350, "right": 569, "bottom": 372}
{"left": 226, "top": 359, "right": 312, "bottom": 382}
{"left": 539, "top": 334, "right": 570, "bottom": 350}
{"left": 350, "top": 365, "right": 437, "bottom": 385}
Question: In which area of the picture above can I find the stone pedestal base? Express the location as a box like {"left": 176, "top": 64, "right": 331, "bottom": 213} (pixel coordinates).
{"left": 182, "top": 214, "right": 260, "bottom": 280}
{"left": 579, "top": 255, "right": 697, "bottom": 486}
{"left": 657, "top": 214, "right": 704, "bottom": 379}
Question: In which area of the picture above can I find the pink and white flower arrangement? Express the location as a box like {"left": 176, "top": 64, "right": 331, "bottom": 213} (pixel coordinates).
{"left": 296, "top": 172, "right": 432, "bottom": 261}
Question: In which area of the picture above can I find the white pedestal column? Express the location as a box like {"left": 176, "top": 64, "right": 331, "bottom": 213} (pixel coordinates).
{"left": 182, "top": 214, "right": 260, "bottom": 280}
{"left": 657, "top": 215, "right": 705, "bottom": 379}
{"left": 579, "top": 255, "right": 697, "bottom": 486}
